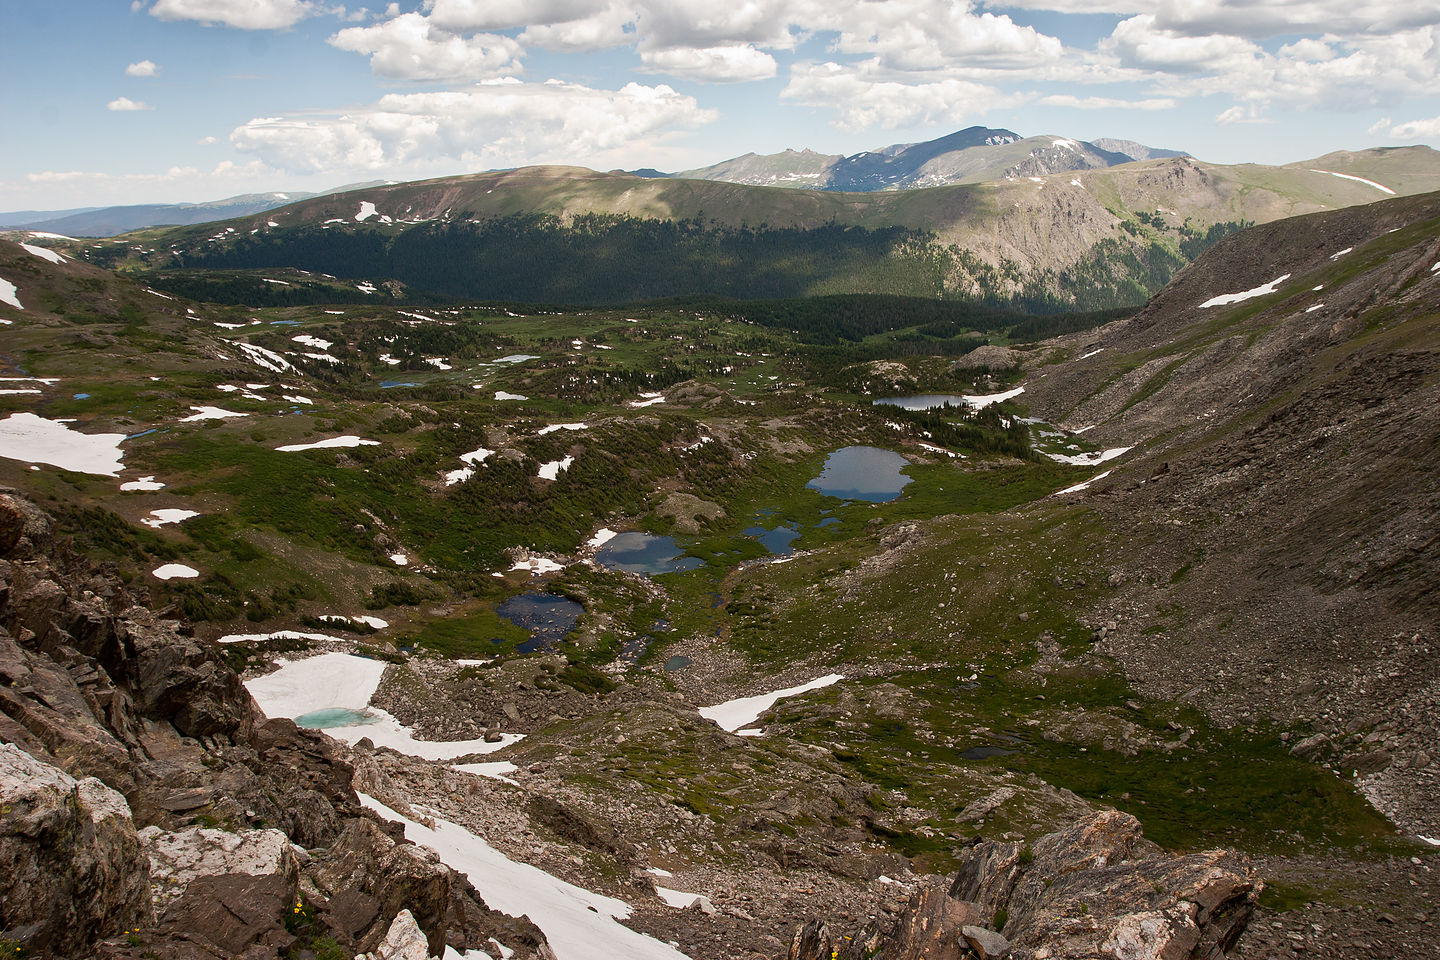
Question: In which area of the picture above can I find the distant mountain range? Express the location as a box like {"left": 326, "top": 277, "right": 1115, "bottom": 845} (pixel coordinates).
{"left": 0, "top": 182, "right": 389, "bottom": 237}
{"left": 654, "top": 126, "right": 1190, "bottom": 191}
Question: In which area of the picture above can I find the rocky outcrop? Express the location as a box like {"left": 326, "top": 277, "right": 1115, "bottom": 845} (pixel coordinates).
{"left": 0, "top": 491, "right": 552, "bottom": 960}
{"left": 0, "top": 743, "right": 150, "bottom": 955}
{"left": 789, "top": 810, "right": 1260, "bottom": 960}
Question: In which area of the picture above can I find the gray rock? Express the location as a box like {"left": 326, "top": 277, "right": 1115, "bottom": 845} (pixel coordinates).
{"left": 376, "top": 909, "right": 433, "bottom": 960}
{"left": 0, "top": 743, "right": 150, "bottom": 956}
{"left": 962, "top": 924, "right": 1012, "bottom": 959}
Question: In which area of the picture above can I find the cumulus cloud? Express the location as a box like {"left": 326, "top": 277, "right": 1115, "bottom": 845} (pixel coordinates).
{"left": 423, "top": 0, "right": 606, "bottom": 32}
{"left": 125, "top": 59, "right": 160, "bottom": 77}
{"left": 639, "top": 44, "right": 777, "bottom": 83}
{"left": 107, "top": 97, "right": 154, "bottom": 111}
{"left": 147, "top": 0, "right": 318, "bottom": 29}
{"left": 229, "top": 79, "right": 716, "bottom": 173}
{"left": 329, "top": 12, "right": 524, "bottom": 81}
{"left": 1038, "top": 94, "right": 1176, "bottom": 110}
{"left": 1390, "top": 115, "right": 1440, "bottom": 138}
{"left": 783, "top": 61, "right": 1020, "bottom": 130}
{"left": 827, "top": 0, "right": 1063, "bottom": 71}
{"left": 1000, "top": 1, "right": 1440, "bottom": 38}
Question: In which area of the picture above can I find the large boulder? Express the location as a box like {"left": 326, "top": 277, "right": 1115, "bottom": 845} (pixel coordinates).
{"left": 140, "top": 825, "right": 299, "bottom": 915}
{"left": 0, "top": 743, "right": 150, "bottom": 956}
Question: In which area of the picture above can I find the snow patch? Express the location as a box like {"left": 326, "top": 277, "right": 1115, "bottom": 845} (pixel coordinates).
{"left": 1077, "top": 348, "right": 1104, "bottom": 360}
{"left": 291, "top": 334, "right": 333, "bottom": 350}
{"left": 538, "top": 422, "right": 587, "bottom": 435}
{"left": 0, "top": 413, "right": 126, "bottom": 476}
{"left": 700, "top": 675, "right": 844, "bottom": 733}
{"left": 510, "top": 557, "right": 564, "bottom": 575}
{"left": 655, "top": 888, "right": 713, "bottom": 911}
{"left": 1054, "top": 470, "right": 1112, "bottom": 495}
{"left": 1198, "top": 274, "right": 1290, "bottom": 309}
{"left": 229, "top": 340, "right": 295, "bottom": 373}
{"left": 1310, "top": 169, "right": 1395, "bottom": 195}
{"left": 494, "top": 391, "right": 528, "bottom": 401}
{"left": 425, "top": 357, "right": 453, "bottom": 370}
{"left": 180, "top": 405, "right": 247, "bottom": 422}
{"left": 1329, "top": 247, "right": 1352, "bottom": 260}
{"left": 963, "top": 386, "right": 1025, "bottom": 409}
{"left": 586, "top": 528, "right": 618, "bottom": 550}
{"left": 19, "top": 243, "right": 66, "bottom": 264}
{"left": 216, "top": 630, "right": 344, "bottom": 645}
{"left": 152, "top": 563, "right": 199, "bottom": 580}
{"left": 121, "top": 475, "right": 165, "bottom": 491}
{"left": 453, "top": 760, "right": 520, "bottom": 785}
{"left": 318, "top": 614, "right": 390, "bottom": 629}
{"left": 1044, "top": 446, "right": 1131, "bottom": 467}
{"left": 142, "top": 508, "right": 199, "bottom": 528}
{"left": 0, "top": 277, "right": 21, "bottom": 310}
{"left": 283, "top": 394, "right": 313, "bottom": 405}
{"left": 355, "top": 201, "right": 379, "bottom": 222}
{"left": 1306, "top": 303, "right": 1325, "bottom": 313}
{"left": 275, "top": 436, "right": 379, "bottom": 452}
{"left": 359, "top": 796, "right": 689, "bottom": 960}
{"left": 537, "top": 456, "right": 574, "bottom": 480}
{"left": 628, "top": 392, "right": 665, "bottom": 408}
{"left": 390, "top": 553, "right": 409, "bottom": 566}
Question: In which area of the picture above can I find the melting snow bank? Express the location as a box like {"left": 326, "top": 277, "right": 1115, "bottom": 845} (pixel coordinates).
{"left": 494, "top": 391, "right": 528, "bottom": 401}
{"left": 246, "top": 653, "right": 522, "bottom": 761}
{"left": 1055, "top": 469, "right": 1112, "bottom": 495}
{"left": 218, "top": 630, "right": 347, "bottom": 645}
{"left": 152, "top": 564, "right": 199, "bottom": 580}
{"left": 19, "top": 242, "right": 66, "bottom": 264}
{"left": 318, "top": 614, "right": 389, "bottom": 629}
{"left": 700, "top": 674, "right": 844, "bottom": 733}
{"left": 511, "top": 557, "right": 564, "bottom": 575}
{"left": 1199, "top": 275, "right": 1290, "bottom": 309}
{"left": 276, "top": 436, "right": 379, "bottom": 452}
{"left": 1044, "top": 446, "right": 1131, "bottom": 467}
{"left": 538, "top": 422, "right": 587, "bottom": 435}
{"left": 1311, "top": 169, "right": 1396, "bottom": 195}
{"left": 359, "top": 795, "right": 692, "bottom": 960}
{"left": 121, "top": 475, "right": 165, "bottom": 491}
{"left": 0, "top": 413, "right": 127, "bottom": 476}
{"left": 0, "top": 278, "right": 19, "bottom": 310}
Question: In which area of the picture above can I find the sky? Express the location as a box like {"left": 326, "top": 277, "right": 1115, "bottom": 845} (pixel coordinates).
{"left": 2, "top": 0, "right": 1439, "bottom": 211}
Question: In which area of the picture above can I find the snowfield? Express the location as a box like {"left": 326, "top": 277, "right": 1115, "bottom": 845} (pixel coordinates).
{"left": 1311, "top": 169, "right": 1395, "bottom": 195}
{"left": 141, "top": 508, "right": 199, "bottom": 528}
{"left": 0, "top": 413, "right": 127, "bottom": 476}
{"left": 537, "top": 456, "right": 574, "bottom": 480}
{"left": 180, "top": 406, "right": 247, "bottom": 422}
{"left": 1044, "top": 446, "right": 1132, "bottom": 467}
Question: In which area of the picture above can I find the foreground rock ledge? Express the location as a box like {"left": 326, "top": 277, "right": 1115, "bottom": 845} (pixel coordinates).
{"left": 788, "top": 810, "right": 1260, "bottom": 960}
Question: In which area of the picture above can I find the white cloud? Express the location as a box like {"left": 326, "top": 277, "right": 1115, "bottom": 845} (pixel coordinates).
{"left": 329, "top": 12, "right": 524, "bottom": 81}
{"left": 1390, "top": 115, "right": 1440, "bottom": 138}
{"left": 423, "top": 0, "right": 607, "bottom": 32}
{"left": 999, "top": 2, "right": 1440, "bottom": 39}
{"left": 519, "top": 3, "right": 635, "bottom": 51}
{"left": 125, "top": 59, "right": 161, "bottom": 77}
{"left": 782, "top": 61, "right": 1019, "bottom": 130}
{"left": 634, "top": 0, "right": 801, "bottom": 51}
{"left": 230, "top": 79, "right": 715, "bottom": 173}
{"left": 827, "top": 0, "right": 1064, "bottom": 71}
{"left": 107, "top": 97, "right": 155, "bottom": 111}
{"left": 1104, "top": 15, "right": 1261, "bottom": 74}
{"left": 198, "top": 135, "right": 219, "bottom": 144}
{"left": 147, "top": 0, "right": 318, "bottom": 29}
{"left": 1367, "top": 116, "right": 1392, "bottom": 135}
{"left": 1038, "top": 94, "right": 1177, "bottom": 110}
{"left": 639, "top": 44, "right": 777, "bottom": 83}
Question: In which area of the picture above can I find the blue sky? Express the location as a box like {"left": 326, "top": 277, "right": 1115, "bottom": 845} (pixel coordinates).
{"left": 3, "top": 0, "right": 1439, "bottom": 209}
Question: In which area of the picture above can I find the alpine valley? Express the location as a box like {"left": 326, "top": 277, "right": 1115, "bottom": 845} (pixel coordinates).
{"left": 0, "top": 128, "right": 1438, "bottom": 960}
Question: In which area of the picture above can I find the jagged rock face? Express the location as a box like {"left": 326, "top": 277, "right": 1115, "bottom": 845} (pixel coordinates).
{"left": 0, "top": 492, "right": 554, "bottom": 960}
{"left": 790, "top": 811, "right": 1259, "bottom": 960}
{"left": 0, "top": 743, "right": 150, "bottom": 954}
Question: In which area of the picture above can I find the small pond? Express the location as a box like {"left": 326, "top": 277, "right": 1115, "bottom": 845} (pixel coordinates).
{"left": 294, "top": 707, "right": 379, "bottom": 729}
{"left": 495, "top": 592, "right": 584, "bottom": 653}
{"left": 807, "top": 446, "right": 912, "bottom": 502}
{"left": 593, "top": 532, "right": 703, "bottom": 575}
{"left": 873, "top": 394, "right": 973, "bottom": 411}
{"left": 380, "top": 380, "right": 420, "bottom": 389}
{"left": 744, "top": 522, "right": 800, "bottom": 555}
{"left": 664, "top": 655, "right": 692, "bottom": 673}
